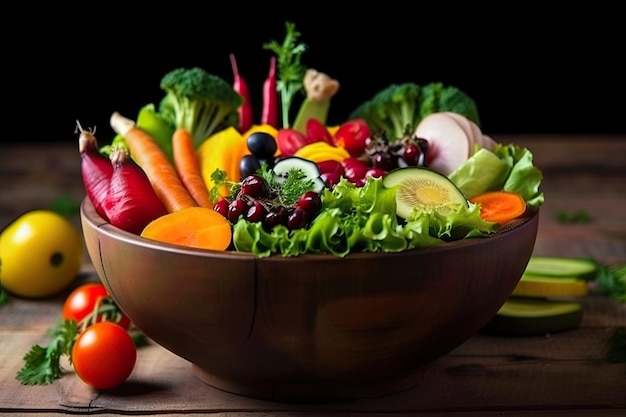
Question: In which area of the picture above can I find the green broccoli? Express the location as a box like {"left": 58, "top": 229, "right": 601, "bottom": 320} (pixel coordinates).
{"left": 159, "top": 67, "right": 243, "bottom": 147}
{"left": 349, "top": 82, "right": 480, "bottom": 142}
{"left": 419, "top": 82, "right": 480, "bottom": 127}
{"left": 349, "top": 82, "right": 421, "bottom": 142}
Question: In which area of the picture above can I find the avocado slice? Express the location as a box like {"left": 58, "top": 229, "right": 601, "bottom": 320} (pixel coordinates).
{"left": 525, "top": 256, "right": 598, "bottom": 280}
{"left": 382, "top": 167, "right": 467, "bottom": 219}
{"left": 482, "top": 297, "right": 583, "bottom": 336}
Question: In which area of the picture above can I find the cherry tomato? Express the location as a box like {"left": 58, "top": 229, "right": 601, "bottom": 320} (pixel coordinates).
{"left": 306, "top": 118, "right": 333, "bottom": 144}
{"left": 72, "top": 322, "right": 137, "bottom": 390}
{"left": 63, "top": 283, "right": 131, "bottom": 330}
{"left": 332, "top": 118, "right": 371, "bottom": 157}
{"left": 276, "top": 128, "right": 314, "bottom": 157}
{"left": 0, "top": 210, "right": 83, "bottom": 298}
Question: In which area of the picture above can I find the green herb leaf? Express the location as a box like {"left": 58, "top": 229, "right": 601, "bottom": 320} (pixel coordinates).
{"left": 263, "top": 21, "right": 308, "bottom": 128}
{"left": 17, "top": 320, "right": 78, "bottom": 385}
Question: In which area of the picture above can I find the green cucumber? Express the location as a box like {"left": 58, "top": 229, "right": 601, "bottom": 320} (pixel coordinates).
{"left": 525, "top": 256, "right": 598, "bottom": 280}
{"left": 482, "top": 297, "right": 583, "bottom": 336}
{"left": 382, "top": 167, "right": 468, "bottom": 219}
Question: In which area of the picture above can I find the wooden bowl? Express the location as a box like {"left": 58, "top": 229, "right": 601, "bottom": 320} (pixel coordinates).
{"left": 80, "top": 197, "right": 539, "bottom": 401}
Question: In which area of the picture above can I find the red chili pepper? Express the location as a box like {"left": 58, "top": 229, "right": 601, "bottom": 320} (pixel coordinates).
{"left": 229, "top": 53, "right": 253, "bottom": 133}
{"left": 261, "top": 56, "right": 278, "bottom": 128}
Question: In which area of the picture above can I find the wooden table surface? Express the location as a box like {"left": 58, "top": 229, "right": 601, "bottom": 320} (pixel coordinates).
{"left": 1, "top": 135, "right": 625, "bottom": 416}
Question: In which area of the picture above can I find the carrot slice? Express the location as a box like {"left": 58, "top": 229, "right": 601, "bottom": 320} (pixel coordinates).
{"left": 469, "top": 190, "right": 527, "bottom": 225}
{"left": 140, "top": 207, "right": 231, "bottom": 251}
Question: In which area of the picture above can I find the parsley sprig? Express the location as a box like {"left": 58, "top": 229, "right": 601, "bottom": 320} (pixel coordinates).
{"left": 263, "top": 21, "right": 308, "bottom": 128}
{"left": 17, "top": 320, "right": 79, "bottom": 385}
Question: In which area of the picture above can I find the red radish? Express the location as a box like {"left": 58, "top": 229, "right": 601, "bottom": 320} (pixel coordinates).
{"left": 76, "top": 121, "right": 113, "bottom": 221}
{"left": 306, "top": 118, "right": 333, "bottom": 144}
{"left": 414, "top": 112, "right": 471, "bottom": 176}
{"left": 104, "top": 147, "right": 168, "bottom": 235}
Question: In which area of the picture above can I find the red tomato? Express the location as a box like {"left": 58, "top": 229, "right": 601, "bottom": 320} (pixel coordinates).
{"left": 332, "top": 118, "right": 371, "bottom": 157}
{"left": 305, "top": 118, "right": 333, "bottom": 144}
{"left": 276, "top": 128, "right": 314, "bottom": 157}
{"left": 63, "top": 283, "right": 131, "bottom": 330}
{"left": 72, "top": 322, "right": 137, "bottom": 390}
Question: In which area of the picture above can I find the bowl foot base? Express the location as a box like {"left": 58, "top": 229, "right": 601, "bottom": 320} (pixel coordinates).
{"left": 192, "top": 365, "right": 426, "bottom": 402}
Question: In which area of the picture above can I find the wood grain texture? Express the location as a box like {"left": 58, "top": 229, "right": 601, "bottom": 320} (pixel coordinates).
{"left": 1, "top": 136, "right": 625, "bottom": 415}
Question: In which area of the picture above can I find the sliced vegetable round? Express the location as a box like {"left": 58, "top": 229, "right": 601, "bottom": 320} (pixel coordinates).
{"left": 525, "top": 256, "right": 598, "bottom": 280}
{"left": 482, "top": 298, "right": 583, "bottom": 336}
{"left": 383, "top": 167, "right": 467, "bottom": 219}
{"left": 469, "top": 190, "right": 527, "bottom": 225}
{"left": 511, "top": 275, "right": 588, "bottom": 298}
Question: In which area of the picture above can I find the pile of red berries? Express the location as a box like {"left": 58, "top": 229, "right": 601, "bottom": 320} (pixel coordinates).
{"left": 213, "top": 173, "right": 323, "bottom": 231}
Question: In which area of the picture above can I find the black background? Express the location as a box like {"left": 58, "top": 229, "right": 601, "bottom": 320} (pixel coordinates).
{"left": 6, "top": 4, "right": 624, "bottom": 145}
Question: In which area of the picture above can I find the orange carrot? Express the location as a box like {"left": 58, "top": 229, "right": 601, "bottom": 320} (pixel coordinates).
{"left": 140, "top": 206, "right": 232, "bottom": 251}
{"left": 172, "top": 127, "right": 213, "bottom": 208}
{"left": 469, "top": 190, "right": 527, "bottom": 225}
{"left": 110, "top": 112, "right": 196, "bottom": 213}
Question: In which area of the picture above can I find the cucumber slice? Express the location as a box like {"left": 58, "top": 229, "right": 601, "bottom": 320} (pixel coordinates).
{"left": 525, "top": 256, "right": 598, "bottom": 280}
{"left": 382, "top": 167, "right": 468, "bottom": 219}
{"left": 511, "top": 274, "right": 588, "bottom": 298}
{"left": 273, "top": 156, "right": 325, "bottom": 193}
{"left": 482, "top": 297, "right": 583, "bottom": 336}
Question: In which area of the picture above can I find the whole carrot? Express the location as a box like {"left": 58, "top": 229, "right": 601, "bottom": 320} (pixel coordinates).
{"left": 110, "top": 112, "right": 196, "bottom": 213}
{"left": 229, "top": 53, "right": 253, "bottom": 133}
{"left": 172, "top": 127, "right": 213, "bottom": 208}
{"left": 261, "top": 56, "right": 278, "bottom": 128}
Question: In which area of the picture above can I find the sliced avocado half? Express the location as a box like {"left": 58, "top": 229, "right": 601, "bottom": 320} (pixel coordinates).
{"left": 482, "top": 297, "right": 583, "bottom": 336}
{"left": 382, "top": 167, "right": 468, "bottom": 219}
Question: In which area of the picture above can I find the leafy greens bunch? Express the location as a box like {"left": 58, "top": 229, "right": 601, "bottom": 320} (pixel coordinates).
{"left": 350, "top": 82, "right": 480, "bottom": 142}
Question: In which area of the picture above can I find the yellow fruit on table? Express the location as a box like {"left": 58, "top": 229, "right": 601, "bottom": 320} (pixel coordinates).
{"left": 0, "top": 210, "right": 83, "bottom": 298}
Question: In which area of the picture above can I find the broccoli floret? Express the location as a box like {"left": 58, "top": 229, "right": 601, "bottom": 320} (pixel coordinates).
{"left": 349, "top": 83, "right": 421, "bottom": 141}
{"left": 350, "top": 82, "right": 481, "bottom": 142}
{"left": 159, "top": 67, "right": 243, "bottom": 147}
{"left": 420, "top": 82, "right": 480, "bottom": 126}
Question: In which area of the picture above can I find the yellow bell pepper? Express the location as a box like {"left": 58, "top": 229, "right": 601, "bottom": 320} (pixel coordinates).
{"left": 197, "top": 127, "right": 249, "bottom": 198}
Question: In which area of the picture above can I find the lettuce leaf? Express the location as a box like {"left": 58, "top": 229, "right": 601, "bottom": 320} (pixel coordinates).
{"left": 449, "top": 143, "right": 544, "bottom": 207}
{"left": 233, "top": 176, "right": 498, "bottom": 258}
